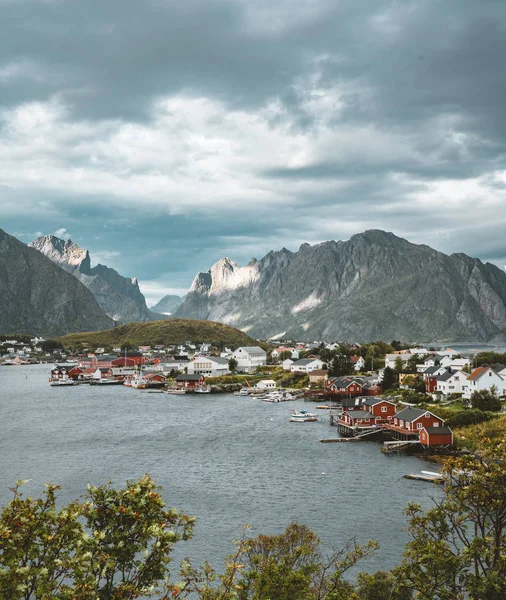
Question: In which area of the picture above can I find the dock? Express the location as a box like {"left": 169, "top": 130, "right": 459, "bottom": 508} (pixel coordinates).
{"left": 320, "top": 437, "right": 363, "bottom": 443}
{"left": 404, "top": 471, "right": 443, "bottom": 483}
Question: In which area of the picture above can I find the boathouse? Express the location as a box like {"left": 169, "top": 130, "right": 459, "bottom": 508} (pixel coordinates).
{"left": 327, "top": 377, "right": 363, "bottom": 396}
{"left": 385, "top": 407, "right": 444, "bottom": 440}
{"left": 175, "top": 374, "right": 206, "bottom": 389}
{"left": 361, "top": 397, "right": 396, "bottom": 422}
{"left": 419, "top": 426, "right": 453, "bottom": 447}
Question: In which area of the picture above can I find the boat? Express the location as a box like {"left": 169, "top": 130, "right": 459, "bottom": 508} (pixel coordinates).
{"left": 91, "top": 378, "right": 123, "bottom": 385}
{"left": 289, "top": 409, "right": 318, "bottom": 422}
{"left": 234, "top": 388, "right": 250, "bottom": 396}
{"left": 125, "top": 371, "right": 148, "bottom": 389}
{"left": 194, "top": 387, "right": 211, "bottom": 394}
{"left": 50, "top": 376, "right": 75, "bottom": 387}
{"left": 262, "top": 391, "right": 293, "bottom": 403}
{"left": 166, "top": 389, "right": 186, "bottom": 395}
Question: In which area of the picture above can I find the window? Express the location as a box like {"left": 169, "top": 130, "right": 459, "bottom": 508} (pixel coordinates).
{"left": 432, "top": 422, "right": 439, "bottom": 427}
{"left": 417, "top": 422, "right": 422, "bottom": 430}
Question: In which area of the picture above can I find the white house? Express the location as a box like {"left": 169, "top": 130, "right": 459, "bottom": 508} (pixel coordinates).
{"left": 290, "top": 358, "right": 326, "bottom": 373}
{"left": 436, "top": 370, "right": 469, "bottom": 396}
{"left": 408, "top": 347, "right": 430, "bottom": 356}
{"left": 385, "top": 354, "right": 411, "bottom": 369}
{"left": 448, "top": 358, "right": 471, "bottom": 371}
{"left": 254, "top": 379, "right": 277, "bottom": 390}
{"left": 463, "top": 367, "right": 505, "bottom": 400}
{"left": 161, "top": 360, "right": 190, "bottom": 374}
{"left": 232, "top": 346, "right": 267, "bottom": 373}
{"left": 188, "top": 356, "right": 230, "bottom": 377}
{"left": 282, "top": 358, "right": 294, "bottom": 371}
{"left": 350, "top": 355, "right": 365, "bottom": 371}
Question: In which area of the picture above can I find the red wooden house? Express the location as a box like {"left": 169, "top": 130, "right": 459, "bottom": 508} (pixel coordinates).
{"left": 51, "top": 365, "right": 84, "bottom": 380}
{"left": 361, "top": 398, "right": 396, "bottom": 423}
{"left": 339, "top": 410, "right": 377, "bottom": 429}
{"left": 175, "top": 374, "right": 206, "bottom": 389}
{"left": 420, "top": 426, "right": 453, "bottom": 447}
{"left": 386, "top": 407, "right": 444, "bottom": 438}
{"left": 327, "top": 377, "right": 363, "bottom": 396}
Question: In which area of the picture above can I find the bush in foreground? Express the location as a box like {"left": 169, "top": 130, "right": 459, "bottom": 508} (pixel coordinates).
{"left": 2, "top": 444, "right": 506, "bottom": 599}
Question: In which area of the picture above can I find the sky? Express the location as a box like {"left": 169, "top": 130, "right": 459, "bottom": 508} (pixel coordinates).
{"left": 1, "top": 0, "right": 506, "bottom": 306}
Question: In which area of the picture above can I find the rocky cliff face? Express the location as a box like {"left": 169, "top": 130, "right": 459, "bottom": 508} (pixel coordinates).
{"left": 175, "top": 230, "right": 506, "bottom": 342}
{"left": 150, "top": 294, "right": 183, "bottom": 314}
{"left": 0, "top": 229, "right": 114, "bottom": 336}
{"left": 29, "top": 235, "right": 154, "bottom": 324}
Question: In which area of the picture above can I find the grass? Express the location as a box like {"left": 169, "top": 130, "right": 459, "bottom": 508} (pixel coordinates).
{"left": 57, "top": 319, "right": 262, "bottom": 350}
{"left": 206, "top": 367, "right": 310, "bottom": 389}
{"left": 452, "top": 413, "right": 506, "bottom": 451}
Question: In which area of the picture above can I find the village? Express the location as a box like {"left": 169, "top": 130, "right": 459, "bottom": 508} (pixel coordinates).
{"left": 1, "top": 335, "right": 494, "bottom": 453}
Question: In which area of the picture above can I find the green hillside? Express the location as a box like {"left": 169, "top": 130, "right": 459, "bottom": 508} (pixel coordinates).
{"left": 57, "top": 319, "right": 260, "bottom": 349}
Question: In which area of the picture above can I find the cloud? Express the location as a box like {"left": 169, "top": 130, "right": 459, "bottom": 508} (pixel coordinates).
{"left": 0, "top": 0, "right": 505, "bottom": 289}
{"left": 138, "top": 278, "right": 187, "bottom": 307}
{"left": 53, "top": 227, "right": 71, "bottom": 240}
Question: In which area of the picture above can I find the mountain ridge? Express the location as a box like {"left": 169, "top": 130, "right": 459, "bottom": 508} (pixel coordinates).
{"left": 29, "top": 235, "right": 156, "bottom": 324}
{"left": 174, "top": 230, "right": 506, "bottom": 342}
{"left": 0, "top": 229, "right": 114, "bottom": 336}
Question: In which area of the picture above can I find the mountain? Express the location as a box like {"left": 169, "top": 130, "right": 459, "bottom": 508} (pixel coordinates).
{"left": 29, "top": 235, "right": 155, "bottom": 324}
{"left": 57, "top": 318, "right": 260, "bottom": 349}
{"left": 174, "top": 230, "right": 506, "bottom": 343}
{"left": 150, "top": 294, "right": 183, "bottom": 314}
{"left": 0, "top": 229, "right": 114, "bottom": 336}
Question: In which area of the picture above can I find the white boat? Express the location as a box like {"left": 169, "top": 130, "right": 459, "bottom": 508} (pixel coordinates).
{"left": 50, "top": 376, "right": 75, "bottom": 387}
{"left": 194, "top": 387, "right": 211, "bottom": 394}
{"left": 234, "top": 388, "right": 250, "bottom": 396}
{"left": 125, "top": 371, "right": 148, "bottom": 389}
{"left": 166, "top": 389, "right": 186, "bottom": 395}
{"left": 289, "top": 409, "right": 318, "bottom": 422}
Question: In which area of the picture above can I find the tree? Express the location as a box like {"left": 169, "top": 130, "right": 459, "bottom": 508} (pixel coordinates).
{"left": 381, "top": 366, "right": 398, "bottom": 391}
{"left": 329, "top": 354, "right": 353, "bottom": 377}
{"left": 228, "top": 357, "right": 238, "bottom": 372}
{"left": 356, "top": 571, "right": 413, "bottom": 600}
{"left": 179, "top": 523, "right": 378, "bottom": 600}
{"left": 470, "top": 387, "right": 502, "bottom": 411}
{"left": 394, "top": 356, "right": 405, "bottom": 375}
{"left": 0, "top": 476, "right": 195, "bottom": 599}
{"left": 397, "top": 443, "right": 506, "bottom": 600}
{"left": 406, "top": 355, "right": 419, "bottom": 374}
{"left": 278, "top": 350, "right": 293, "bottom": 362}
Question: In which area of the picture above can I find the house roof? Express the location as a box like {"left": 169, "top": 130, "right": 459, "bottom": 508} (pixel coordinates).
{"left": 437, "top": 371, "right": 455, "bottom": 382}
{"left": 175, "top": 374, "right": 203, "bottom": 381}
{"left": 343, "top": 410, "right": 374, "bottom": 419}
{"left": 362, "top": 397, "right": 394, "bottom": 407}
{"left": 350, "top": 355, "right": 362, "bottom": 363}
{"left": 342, "top": 397, "right": 364, "bottom": 408}
{"left": 467, "top": 367, "right": 490, "bottom": 381}
{"left": 236, "top": 346, "right": 266, "bottom": 353}
{"left": 423, "top": 366, "right": 440, "bottom": 375}
{"left": 309, "top": 370, "right": 328, "bottom": 377}
{"left": 293, "top": 358, "right": 319, "bottom": 366}
{"left": 395, "top": 407, "right": 438, "bottom": 423}
{"left": 423, "top": 426, "right": 452, "bottom": 435}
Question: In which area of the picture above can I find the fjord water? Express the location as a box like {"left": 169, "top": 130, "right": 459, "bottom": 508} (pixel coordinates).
{"left": 0, "top": 365, "right": 442, "bottom": 572}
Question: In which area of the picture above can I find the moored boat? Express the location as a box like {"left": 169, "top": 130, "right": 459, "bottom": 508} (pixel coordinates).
{"left": 289, "top": 409, "right": 318, "bottom": 422}
{"left": 50, "top": 376, "right": 75, "bottom": 387}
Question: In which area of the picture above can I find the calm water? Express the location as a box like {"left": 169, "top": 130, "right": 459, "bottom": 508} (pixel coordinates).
{"left": 0, "top": 364, "right": 442, "bottom": 573}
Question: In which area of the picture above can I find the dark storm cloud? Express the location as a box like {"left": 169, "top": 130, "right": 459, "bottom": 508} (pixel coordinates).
{"left": 1, "top": 0, "right": 506, "bottom": 300}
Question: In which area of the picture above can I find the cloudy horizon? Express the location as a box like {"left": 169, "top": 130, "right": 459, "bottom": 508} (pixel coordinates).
{"left": 1, "top": 0, "right": 505, "bottom": 305}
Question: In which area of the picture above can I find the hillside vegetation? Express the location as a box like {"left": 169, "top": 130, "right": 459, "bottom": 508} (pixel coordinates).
{"left": 57, "top": 319, "right": 259, "bottom": 349}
